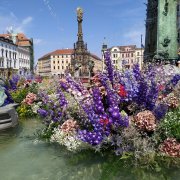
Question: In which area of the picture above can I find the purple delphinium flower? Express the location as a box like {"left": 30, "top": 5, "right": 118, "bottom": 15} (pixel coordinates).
{"left": 133, "top": 64, "right": 141, "bottom": 81}
{"left": 66, "top": 74, "right": 84, "bottom": 92}
{"left": 170, "top": 74, "right": 180, "bottom": 86}
{"left": 59, "top": 81, "right": 69, "bottom": 91}
{"left": 104, "top": 51, "right": 114, "bottom": 85}
{"left": 56, "top": 88, "right": 68, "bottom": 107}
{"left": 37, "top": 109, "right": 48, "bottom": 117}
{"left": 153, "top": 104, "right": 168, "bottom": 121}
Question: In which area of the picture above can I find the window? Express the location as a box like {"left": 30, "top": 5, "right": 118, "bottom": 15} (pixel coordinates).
{"left": 1, "top": 49, "right": 4, "bottom": 57}
{"left": 114, "top": 49, "right": 117, "bottom": 52}
{"left": 62, "top": 60, "right": 64, "bottom": 63}
{"left": 62, "top": 55, "right": 64, "bottom": 58}
{"left": 14, "top": 60, "right": 16, "bottom": 68}
{"left": 137, "top": 52, "right": 140, "bottom": 56}
{"left": 122, "top": 54, "right": 124, "bottom": 58}
{"left": 54, "top": 66, "right": 55, "bottom": 69}
{"left": 66, "top": 55, "right": 68, "bottom": 58}
{"left": 131, "top": 53, "right": 133, "bottom": 57}
{"left": 113, "top": 60, "right": 116, "bottom": 64}
{"left": 58, "top": 61, "right": 59, "bottom": 63}
{"left": 58, "top": 66, "right": 60, "bottom": 69}
{"left": 113, "top": 54, "right": 116, "bottom": 58}
{"left": 131, "top": 59, "right": 133, "bottom": 63}
{"left": 6, "top": 50, "right": 8, "bottom": 58}
{"left": 53, "top": 61, "right": 55, "bottom": 64}
{"left": 66, "top": 60, "right": 68, "bottom": 63}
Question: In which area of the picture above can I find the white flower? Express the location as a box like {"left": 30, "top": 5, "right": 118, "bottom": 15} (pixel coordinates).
{"left": 50, "top": 128, "right": 89, "bottom": 152}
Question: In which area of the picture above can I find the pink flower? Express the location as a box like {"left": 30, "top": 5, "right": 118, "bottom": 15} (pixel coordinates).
{"left": 160, "top": 138, "right": 180, "bottom": 157}
{"left": 23, "top": 93, "right": 37, "bottom": 105}
{"left": 60, "top": 119, "right": 79, "bottom": 133}
{"left": 134, "top": 110, "right": 156, "bottom": 132}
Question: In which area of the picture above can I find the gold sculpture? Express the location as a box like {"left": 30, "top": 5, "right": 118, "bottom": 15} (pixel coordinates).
{"left": 77, "top": 7, "right": 83, "bottom": 22}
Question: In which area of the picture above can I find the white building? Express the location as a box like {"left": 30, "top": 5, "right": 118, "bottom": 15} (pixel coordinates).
{"left": 18, "top": 46, "right": 31, "bottom": 76}
{"left": 102, "top": 44, "right": 144, "bottom": 71}
{"left": 0, "top": 37, "right": 18, "bottom": 78}
{"left": 0, "top": 33, "right": 32, "bottom": 78}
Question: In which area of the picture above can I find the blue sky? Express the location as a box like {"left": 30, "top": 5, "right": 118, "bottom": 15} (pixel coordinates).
{"left": 0, "top": 0, "right": 146, "bottom": 63}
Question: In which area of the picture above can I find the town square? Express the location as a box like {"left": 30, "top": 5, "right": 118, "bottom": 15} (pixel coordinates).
{"left": 0, "top": 0, "right": 180, "bottom": 180}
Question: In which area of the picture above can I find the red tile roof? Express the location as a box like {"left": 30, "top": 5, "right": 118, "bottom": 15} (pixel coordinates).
{"left": 0, "top": 33, "right": 32, "bottom": 46}
{"left": 39, "top": 49, "right": 74, "bottom": 60}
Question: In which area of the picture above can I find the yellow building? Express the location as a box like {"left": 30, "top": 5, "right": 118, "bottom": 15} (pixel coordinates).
{"left": 37, "top": 49, "right": 72, "bottom": 77}
{"left": 37, "top": 49, "right": 102, "bottom": 77}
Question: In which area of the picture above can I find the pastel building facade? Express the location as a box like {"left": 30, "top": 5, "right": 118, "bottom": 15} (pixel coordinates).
{"left": 37, "top": 49, "right": 102, "bottom": 77}
{"left": 102, "top": 45, "right": 144, "bottom": 70}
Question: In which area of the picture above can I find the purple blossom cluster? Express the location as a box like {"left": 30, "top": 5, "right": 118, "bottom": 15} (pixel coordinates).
{"left": 9, "top": 75, "right": 20, "bottom": 90}
{"left": 104, "top": 51, "right": 114, "bottom": 85}
{"left": 37, "top": 89, "right": 68, "bottom": 124}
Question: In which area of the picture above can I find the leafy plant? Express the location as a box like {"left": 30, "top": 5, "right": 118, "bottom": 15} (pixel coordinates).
{"left": 158, "top": 107, "right": 180, "bottom": 141}
{"left": 10, "top": 88, "right": 29, "bottom": 103}
{"left": 17, "top": 104, "right": 36, "bottom": 118}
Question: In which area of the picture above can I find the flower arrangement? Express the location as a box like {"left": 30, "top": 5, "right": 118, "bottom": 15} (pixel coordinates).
{"left": 34, "top": 52, "right": 180, "bottom": 160}
{"left": 10, "top": 52, "right": 180, "bottom": 165}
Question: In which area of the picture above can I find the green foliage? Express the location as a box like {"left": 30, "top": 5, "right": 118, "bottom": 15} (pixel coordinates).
{"left": 10, "top": 88, "right": 29, "bottom": 103}
{"left": 17, "top": 104, "right": 36, "bottom": 118}
{"left": 36, "top": 122, "right": 59, "bottom": 140}
{"left": 28, "top": 83, "right": 38, "bottom": 94}
{"left": 158, "top": 107, "right": 180, "bottom": 141}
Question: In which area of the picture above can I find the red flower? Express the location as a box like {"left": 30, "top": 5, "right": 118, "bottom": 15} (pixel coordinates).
{"left": 100, "top": 118, "right": 109, "bottom": 125}
{"left": 158, "top": 85, "right": 165, "bottom": 91}
{"left": 118, "top": 85, "right": 127, "bottom": 97}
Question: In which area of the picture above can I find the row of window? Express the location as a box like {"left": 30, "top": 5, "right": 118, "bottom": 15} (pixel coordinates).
{"left": 52, "top": 55, "right": 71, "bottom": 58}
{"left": 0, "top": 59, "right": 17, "bottom": 68}
{"left": 19, "top": 59, "right": 30, "bottom": 65}
{"left": 53, "top": 66, "right": 69, "bottom": 70}
{"left": 53, "top": 60, "right": 69, "bottom": 64}
{"left": 1, "top": 49, "right": 17, "bottom": 59}
{"left": 113, "top": 48, "right": 132, "bottom": 52}
{"left": 111, "top": 52, "right": 142, "bottom": 58}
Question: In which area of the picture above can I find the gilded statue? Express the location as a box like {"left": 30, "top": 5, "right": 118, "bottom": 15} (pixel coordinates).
{"left": 77, "top": 7, "right": 83, "bottom": 22}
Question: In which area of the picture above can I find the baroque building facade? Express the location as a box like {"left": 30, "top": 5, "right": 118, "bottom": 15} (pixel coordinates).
{"left": 0, "top": 32, "right": 34, "bottom": 76}
{"left": 102, "top": 44, "right": 144, "bottom": 70}
{"left": 37, "top": 49, "right": 102, "bottom": 77}
{"left": 0, "top": 37, "right": 18, "bottom": 78}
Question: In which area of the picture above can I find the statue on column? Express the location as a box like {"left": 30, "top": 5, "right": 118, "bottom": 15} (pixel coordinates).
{"left": 77, "top": 7, "right": 83, "bottom": 22}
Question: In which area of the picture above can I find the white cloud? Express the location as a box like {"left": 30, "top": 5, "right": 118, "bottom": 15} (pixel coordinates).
{"left": 0, "top": 12, "right": 33, "bottom": 33}
{"left": 22, "top": 16, "right": 33, "bottom": 25}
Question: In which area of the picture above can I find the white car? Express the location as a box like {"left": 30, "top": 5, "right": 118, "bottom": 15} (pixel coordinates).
{"left": 0, "top": 104, "right": 18, "bottom": 130}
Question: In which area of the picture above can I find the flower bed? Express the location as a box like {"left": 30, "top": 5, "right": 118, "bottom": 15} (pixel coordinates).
{"left": 10, "top": 53, "right": 180, "bottom": 168}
